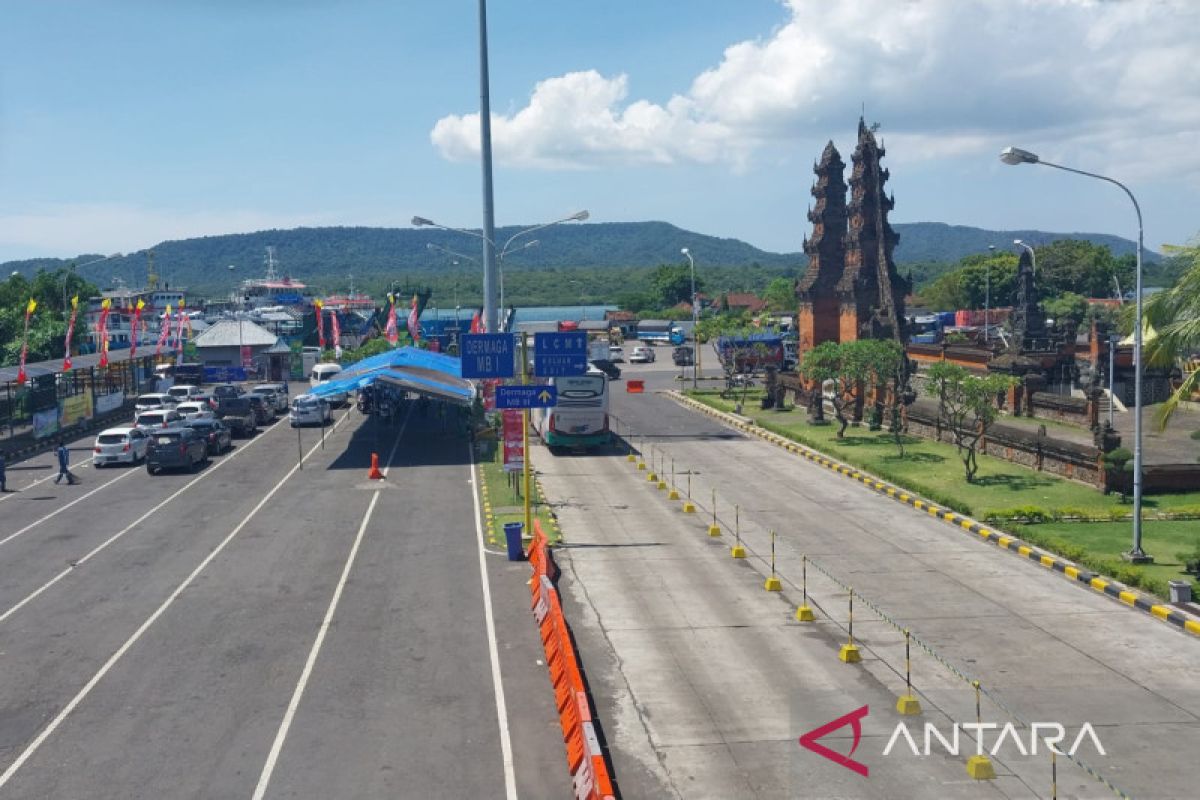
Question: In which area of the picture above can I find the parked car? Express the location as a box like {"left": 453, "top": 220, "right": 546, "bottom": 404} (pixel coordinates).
{"left": 589, "top": 360, "right": 621, "bottom": 380}
{"left": 310, "top": 363, "right": 347, "bottom": 405}
{"left": 672, "top": 345, "right": 695, "bottom": 366}
{"left": 133, "top": 409, "right": 184, "bottom": 431}
{"left": 212, "top": 383, "right": 244, "bottom": 401}
{"left": 145, "top": 427, "right": 208, "bottom": 474}
{"left": 252, "top": 383, "right": 290, "bottom": 413}
{"left": 135, "top": 393, "right": 179, "bottom": 414}
{"left": 191, "top": 392, "right": 216, "bottom": 410}
{"left": 245, "top": 393, "right": 274, "bottom": 425}
{"left": 608, "top": 346, "right": 625, "bottom": 363}
{"left": 184, "top": 418, "right": 233, "bottom": 455}
{"left": 248, "top": 387, "right": 283, "bottom": 416}
{"left": 167, "top": 384, "right": 203, "bottom": 402}
{"left": 290, "top": 394, "right": 332, "bottom": 427}
{"left": 629, "top": 345, "right": 656, "bottom": 363}
{"left": 214, "top": 396, "right": 258, "bottom": 437}
{"left": 92, "top": 426, "right": 150, "bottom": 467}
{"left": 174, "top": 401, "right": 215, "bottom": 421}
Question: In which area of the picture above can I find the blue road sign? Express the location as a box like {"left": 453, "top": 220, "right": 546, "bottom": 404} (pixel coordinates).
{"left": 496, "top": 385, "right": 557, "bottom": 409}
{"left": 460, "top": 333, "right": 515, "bottom": 379}
{"left": 533, "top": 331, "right": 588, "bottom": 377}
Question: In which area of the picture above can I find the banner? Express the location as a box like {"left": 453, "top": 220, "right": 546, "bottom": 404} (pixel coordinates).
{"left": 315, "top": 299, "right": 325, "bottom": 350}
{"left": 406, "top": 294, "right": 420, "bottom": 342}
{"left": 59, "top": 388, "right": 95, "bottom": 428}
{"left": 96, "top": 391, "right": 125, "bottom": 414}
{"left": 96, "top": 298, "right": 112, "bottom": 368}
{"left": 129, "top": 299, "right": 145, "bottom": 357}
{"left": 175, "top": 302, "right": 188, "bottom": 364}
{"left": 331, "top": 311, "right": 342, "bottom": 360}
{"left": 482, "top": 379, "right": 498, "bottom": 412}
{"left": 156, "top": 304, "right": 172, "bottom": 356}
{"left": 385, "top": 294, "right": 399, "bottom": 345}
{"left": 469, "top": 310, "right": 483, "bottom": 335}
{"left": 33, "top": 407, "right": 60, "bottom": 440}
{"left": 501, "top": 409, "right": 524, "bottom": 472}
{"left": 63, "top": 295, "right": 79, "bottom": 371}
{"left": 17, "top": 297, "right": 36, "bottom": 384}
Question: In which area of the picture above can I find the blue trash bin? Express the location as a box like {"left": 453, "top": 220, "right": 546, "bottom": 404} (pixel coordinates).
{"left": 503, "top": 522, "right": 525, "bottom": 562}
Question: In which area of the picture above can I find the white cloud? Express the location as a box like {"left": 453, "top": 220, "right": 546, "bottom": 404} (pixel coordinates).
{"left": 430, "top": 0, "right": 1200, "bottom": 181}
{"left": 0, "top": 204, "right": 333, "bottom": 261}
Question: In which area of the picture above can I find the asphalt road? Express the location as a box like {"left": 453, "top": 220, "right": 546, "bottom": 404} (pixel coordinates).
{"left": 0, "top": 403, "right": 569, "bottom": 799}
{"left": 538, "top": 355, "right": 1200, "bottom": 799}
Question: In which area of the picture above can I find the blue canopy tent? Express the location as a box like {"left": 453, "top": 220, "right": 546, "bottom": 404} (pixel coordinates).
{"left": 306, "top": 346, "right": 476, "bottom": 406}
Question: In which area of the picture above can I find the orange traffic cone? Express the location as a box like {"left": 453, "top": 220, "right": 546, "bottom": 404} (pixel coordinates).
{"left": 368, "top": 452, "right": 384, "bottom": 480}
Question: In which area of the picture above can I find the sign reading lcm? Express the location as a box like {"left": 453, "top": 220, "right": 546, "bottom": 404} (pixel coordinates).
{"left": 533, "top": 331, "right": 588, "bottom": 377}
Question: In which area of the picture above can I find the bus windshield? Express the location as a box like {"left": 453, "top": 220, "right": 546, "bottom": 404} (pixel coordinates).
{"left": 556, "top": 375, "right": 605, "bottom": 399}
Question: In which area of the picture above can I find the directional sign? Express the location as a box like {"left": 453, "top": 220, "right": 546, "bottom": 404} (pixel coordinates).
{"left": 460, "top": 333, "right": 516, "bottom": 379}
{"left": 534, "top": 331, "right": 588, "bottom": 377}
{"left": 495, "top": 385, "right": 557, "bottom": 409}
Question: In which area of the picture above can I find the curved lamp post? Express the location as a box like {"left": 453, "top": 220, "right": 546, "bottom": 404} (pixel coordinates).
{"left": 1000, "top": 146, "right": 1150, "bottom": 563}
{"left": 681, "top": 247, "right": 699, "bottom": 388}
{"left": 413, "top": 211, "right": 585, "bottom": 331}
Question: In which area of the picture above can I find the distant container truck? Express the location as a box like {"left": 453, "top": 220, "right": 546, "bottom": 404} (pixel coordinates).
{"left": 636, "top": 320, "right": 686, "bottom": 346}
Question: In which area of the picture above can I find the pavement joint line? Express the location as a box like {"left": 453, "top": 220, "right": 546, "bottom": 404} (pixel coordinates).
{"left": 667, "top": 391, "right": 1200, "bottom": 639}
{"left": 0, "top": 406, "right": 361, "bottom": 792}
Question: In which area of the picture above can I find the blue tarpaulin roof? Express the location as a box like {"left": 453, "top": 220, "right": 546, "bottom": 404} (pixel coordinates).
{"left": 307, "top": 346, "right": 476, "bottom": 406}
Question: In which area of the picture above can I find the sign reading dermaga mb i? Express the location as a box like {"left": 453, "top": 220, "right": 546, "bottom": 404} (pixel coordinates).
{"left": 460, "top": 333, "right": 515, "bottom": 379}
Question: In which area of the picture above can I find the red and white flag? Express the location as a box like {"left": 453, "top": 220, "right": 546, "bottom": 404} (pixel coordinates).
{"left": 406, "top": 294, "right": 420, "bottom": 342}
{"left": 17, "top": 298, "right": 36, "bottom": 384}
{"left": 62, "top": 295, "right": 79, "bottom": 371}
{"left": 96, "top": 298, "right": 112, "bottom": 368}
{"left": 384, "top": 294, "right": 399, "bottom": 345}
{"left": 469, "top": 309, "right": 483, "bottom": 334}
{"left": 155, "top": 303, "right": 172, "bottom": 356}
{"left": 330, "top": 310, "right": 342, "bottom": 359}
{"left": 129, "top": 299, "right": 145, "bottom": 358}
{"left": 315, "top": 299, "right": 325, "bottom": 351}
{"left": 175, "top": 302, "right": 188, "bottom": 364}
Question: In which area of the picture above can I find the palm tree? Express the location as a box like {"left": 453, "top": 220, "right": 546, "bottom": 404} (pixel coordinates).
{"left": 1141, "top": 239, "right": 1200, "bottom": 428}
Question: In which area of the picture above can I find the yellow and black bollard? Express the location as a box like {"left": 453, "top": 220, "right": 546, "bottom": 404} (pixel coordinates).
{"left": 795, "top": 555, "right": 815, "bottom": 621}
{"left": 838, "top": 589, "right": 862, "bottom": 663}
{"left": 764, "top": 530, "right": 782, "bottom": 591}
{"left": 730, "top": 504, "right": 746, "bottom": 558}
{"left": 637, "top": 435, "right": 647, "bottom": 471}
{"left": 625, "top": 421, "right": 636, "bottom": 462}
{"left": 668, "top": 456, "right": 680, "bottom": 500}
{"left": 895, "top": 629, "right": 921, "bottom": 714}
{"left": 708, "top": 488, "right": 721, "bottom": 536}
{"left": 965, "top": 681, "right": 996, "bottom": 779}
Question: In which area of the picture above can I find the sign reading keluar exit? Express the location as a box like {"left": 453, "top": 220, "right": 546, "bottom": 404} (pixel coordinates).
{"left": 495, "top": 385, "right": 557, "bottom": 409}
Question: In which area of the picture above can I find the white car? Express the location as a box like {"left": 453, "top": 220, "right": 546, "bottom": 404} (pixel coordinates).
{"left": 93, "top": 427, "right": 150, "bottom": 467}
{"left": 290, "top": 394, "right": 332, "bottom": 427}
{"left": 174, "top": 401, "right": 215, "bottom": 421}
{"left": 252, "top": 383, "right": 291, "bottom": 413}
{"left": 135, "top": 393, "right": 179, "bottom": 414}
{"left": 167, "top": 384, "right": 203, "bottom": 402}
{"left": 133, "top": 409, "right": 183, "bottom": 431}
{"left": 608, "top": 346, "right": 625, "bottom": 363}
{"left": 629, "top": 345, "right": 656, "bottom": 363}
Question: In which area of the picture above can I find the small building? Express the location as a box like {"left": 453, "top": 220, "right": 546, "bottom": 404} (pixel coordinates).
{"left": 192, "top": 319, "right": 280, "bottom": 369}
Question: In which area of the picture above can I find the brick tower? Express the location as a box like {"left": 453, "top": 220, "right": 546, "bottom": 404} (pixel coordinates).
{"left": 795, "top": 141, "right": 848, "bottom": 353}
{"left": 836, "top": 118, "right": 909, "bottom": 345}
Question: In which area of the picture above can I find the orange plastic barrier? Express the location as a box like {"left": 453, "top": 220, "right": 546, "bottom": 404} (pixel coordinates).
{"left": 527, "top": 521, "right": 616, "bottom": 800}
{"left": 367, "top": 452, "right": 384, "bottom": 480}
{"left": 626, "top": 380, "right": 644, "bottom": 393}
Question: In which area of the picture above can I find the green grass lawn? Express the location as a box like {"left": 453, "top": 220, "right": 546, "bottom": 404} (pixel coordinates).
{"left": 688, "top": 391, "right": 1200, "bottom": 599}
{"left": 477, "top": 447, "right": 560, "bottom": 548}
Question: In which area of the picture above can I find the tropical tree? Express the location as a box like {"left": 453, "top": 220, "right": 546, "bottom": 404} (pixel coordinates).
{"left": 925, "top": 361, "right": 1014, "bottom": 482}
{"left": 798, "top": 341, "right": 841, "bottom": 426}
{"left": 1142, "top": 239, "right": 1200, "bottom": 429}
{"left": 649, "top": 263, "right": 701, "bottom": 308}
{"left": 762, "top": 277, "right": 796, "bottom": 312}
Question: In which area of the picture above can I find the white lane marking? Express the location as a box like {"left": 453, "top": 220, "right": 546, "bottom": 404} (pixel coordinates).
{"left": 0, "top": 467, "right": 139, "bottom": 548}
{"left": 0, "top": 454, "right": 98, "bottom": 504}
{"left": 0, "top": 415, "right": 359, "bottom": 791}
{"left": 471, "top": 447, "right": 518, "bottom": 799}
{"left": 0, "top": 413, "right": 353, "bottom": 625}
{"left": 251, "top": 412, "right": 407, "bottom": 800}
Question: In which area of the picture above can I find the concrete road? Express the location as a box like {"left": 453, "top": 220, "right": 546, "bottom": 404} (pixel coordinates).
{"left": 0, "top": 404, "right": 569, "bottom": 799}
{"left": 536, "top": 356, "right": 1200, "bottom": 800}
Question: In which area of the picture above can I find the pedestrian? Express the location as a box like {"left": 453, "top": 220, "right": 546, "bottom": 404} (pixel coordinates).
{"left": 54, "top": 440, "right": 79, "bottom": 485}
{"left": 0, "top": 450, "right": 7, "bottom": 492}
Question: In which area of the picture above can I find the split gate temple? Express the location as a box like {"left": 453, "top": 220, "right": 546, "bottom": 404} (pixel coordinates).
{"left": 796, "top": 118, "right": 910, "bottom": 353}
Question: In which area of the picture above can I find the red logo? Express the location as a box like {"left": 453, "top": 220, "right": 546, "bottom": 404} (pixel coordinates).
{"left": 798, "top": 705, "right": 870, "bottom": 777}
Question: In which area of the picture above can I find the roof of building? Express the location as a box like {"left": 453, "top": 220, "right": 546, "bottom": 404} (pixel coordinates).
{"left": 723, "top": 293, "right": 769, "bottom": 312}
{"left": 605, "top": 310, "right": 636, "bottom": 322}
{"left": 192, "top": 318, "right": 278, "bottom": 348}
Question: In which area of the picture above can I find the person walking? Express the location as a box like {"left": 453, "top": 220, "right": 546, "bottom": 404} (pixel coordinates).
{"left": 54, "top": 440, "right": 79, "bottom": 485}
{"left": 0, "top": 450, "right": 8, "bottom": 492}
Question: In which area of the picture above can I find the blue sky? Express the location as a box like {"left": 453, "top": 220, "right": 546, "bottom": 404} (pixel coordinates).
{"left": 1, "top": 0, "right": 1197, "bottom": 264}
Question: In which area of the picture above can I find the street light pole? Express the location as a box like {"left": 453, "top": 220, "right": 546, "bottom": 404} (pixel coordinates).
{"left": 1001, "top": 146, "right": 1150, "bottom": 563}
{"left": 477, "top": 0, "right": 499, "bottom": 333}
{"left": 985, "top": 245, "right": 995, "bottom": 341}
{"left": 681, "top": 247, "right": 698, "bottom": 389}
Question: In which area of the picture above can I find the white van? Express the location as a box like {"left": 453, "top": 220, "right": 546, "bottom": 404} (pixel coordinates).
{"left": 309, "top": 363, "right": 347, "bottom": 406}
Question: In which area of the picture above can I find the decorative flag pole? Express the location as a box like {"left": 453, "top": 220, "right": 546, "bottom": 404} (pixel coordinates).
{"left": 156, "top": 303, "right": 172, "bottom": 357}
{"left": 129, "top": 299, "right": 145, "bottom": 358}
{"left": 314, "top": 299, "right": 325, "bottom": 352}
{"left": 330, "top": 309, "right": 342, "bottom": 360}
{"left": 385, "top": 293, "right": 399, "bottom": 346}
{"left": 406, "top": 294, "right": 421, "bottom": 343}
{"left": 17, "top": 298, "right": 37, "bottom": 384}
{"left": 62, "top": 296, "right": 79, "bottom": 371}
{"left": 96, "top": 298, "right": 112, "bottom": 368}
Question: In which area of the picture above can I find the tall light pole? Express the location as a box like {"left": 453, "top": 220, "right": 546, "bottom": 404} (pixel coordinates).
{"left": 477, "top": 0, "right": 499, "bottom": 334}
{"left": 1001, "top": 146, "right": 1150, "bottom": 563}
{"left": 64, "top": 253, "right": 123, "bottom": 310}
{"left": 414, "top": 212, "right": 585, "bottom": 329}
{"left": 681, "top": 247, "right": 699, "bottom": 389}
{"left": 228, "top": 265, "right": 244, "bottom": 371}
{"left": 985, "top": 245, "right": 995, "bottom": 340}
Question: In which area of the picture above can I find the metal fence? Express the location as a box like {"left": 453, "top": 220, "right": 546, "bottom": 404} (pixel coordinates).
{"left": 1, "top": 356, "right": 157, "bottom": 440}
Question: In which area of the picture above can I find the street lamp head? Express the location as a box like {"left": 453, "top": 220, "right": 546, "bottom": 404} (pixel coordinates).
{"left": 1013, "top": 239, "right": 1024, "bottom": 247}
{"left": 412, "top": 216, "right": 434, "bottom": 227}
{"left": 680, "top": 247, "right": 689, "bottom": 255}
{"left": 522, "top": 240, "right": 539, "bottom": 250}
{"left": 1000, "top": 146, "right": 1039, "bottom": 166}
{"left": 569, "top": 210, "right": 589, "bottom": 222}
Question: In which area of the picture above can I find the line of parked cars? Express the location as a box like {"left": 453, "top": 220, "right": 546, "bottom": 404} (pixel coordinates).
{"left": 97, "top": 381, "right": 300, "bottom": 475}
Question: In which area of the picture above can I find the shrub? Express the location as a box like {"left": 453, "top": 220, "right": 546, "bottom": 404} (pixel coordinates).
{"left": 1176, "top": 538, "right": 1200, "bottom": 575}
{"left": 1190, "top": 430, "right": 1200, "bottom": 441}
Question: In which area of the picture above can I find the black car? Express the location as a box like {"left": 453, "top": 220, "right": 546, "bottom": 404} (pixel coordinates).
{"left": 673, "top": 346, "right": 695, "bottom": 366}
{"left": 212, "top": 383, "right": 244, "bottom": 401}
{"left": 145, "top": 427, "right": 208, "bottom": 474}
{"left": 215, "top": 397, "right": 258, "bottom": 437}
{"left": 184, "top": 418, "right": 233, "bottom": 455}
{"left": 590, "top": 359, "right": 621, "bottom": 380}
{"left": 245, "top": 393, "right": 274, "bottom": 425}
